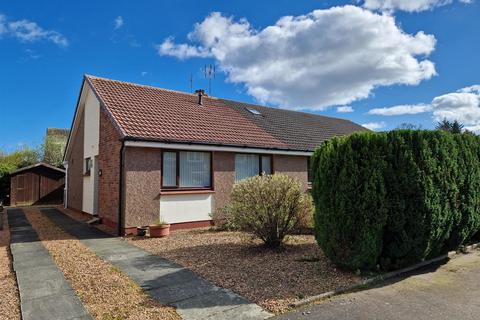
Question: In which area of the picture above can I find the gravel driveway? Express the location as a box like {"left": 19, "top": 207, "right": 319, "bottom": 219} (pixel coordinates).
{"left": 275, "top": 250, "right": 480, "bottom": 320}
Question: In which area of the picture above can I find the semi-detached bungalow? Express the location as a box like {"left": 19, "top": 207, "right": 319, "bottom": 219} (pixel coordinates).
{"left": 64, "top": 75, "right": 367, "bottom": 235}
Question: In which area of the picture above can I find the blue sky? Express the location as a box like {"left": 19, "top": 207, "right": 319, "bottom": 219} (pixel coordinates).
{"left": 1, "top": 0, "right": 479, "bottom": 150}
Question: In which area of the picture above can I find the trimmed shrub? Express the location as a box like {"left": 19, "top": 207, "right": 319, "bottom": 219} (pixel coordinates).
{"left": 228, "top": 174, "right": 313, "bottom": 248}
{"left": 312, "top": 130, "right": 480, "bottom": 271}
{"left": 312, "top": 132, "right": 388, "bottom": 270}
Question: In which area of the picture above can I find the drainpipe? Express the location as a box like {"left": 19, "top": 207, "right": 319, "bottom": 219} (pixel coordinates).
{"left": 63, "top": 161, "right": 68, "bottom": 209}
{"left": 118, "top": 140, "right": 126, "bottom": 236}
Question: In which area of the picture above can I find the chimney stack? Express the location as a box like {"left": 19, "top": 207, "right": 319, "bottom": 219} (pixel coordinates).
{"left": 195, "top": 89, "right": 205, "bottom": 105}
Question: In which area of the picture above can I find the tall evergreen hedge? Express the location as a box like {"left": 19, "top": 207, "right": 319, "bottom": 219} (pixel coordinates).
{"left": 312, "top": 130, "right": 480, "bottom": 271}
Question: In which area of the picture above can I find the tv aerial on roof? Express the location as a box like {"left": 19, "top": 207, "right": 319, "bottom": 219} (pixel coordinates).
{"left": 189, "top": 64, "right": 216, "bottom": 95}
{"left": 205, "top": 64, "right": 215, "bottom": 95}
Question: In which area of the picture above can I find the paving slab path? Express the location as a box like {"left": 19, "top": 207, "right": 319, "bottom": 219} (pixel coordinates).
{"left": 7, "top": 208, "right": 92, "bottom": 320}
{"left": 41, "top": 208, "right": 272, "bottom": 320}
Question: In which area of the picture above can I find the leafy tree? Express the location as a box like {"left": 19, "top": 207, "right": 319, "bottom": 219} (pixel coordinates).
{"left": 435, "top": 119, "right": 464, "bottom": 134}
{"left": 435, "top": 119, "right": 452, "bottom": 132}
{"left": 42, "top": 128, "right": 68, "bottom": 167}
{"left": 451, "top": 120, "right": 464, "bottom": 134}
{"left": 396, "top": 123, "right": 423, "bottom": 130}
{"left": 43, "top": 134, "right": 66, "bottom": 167}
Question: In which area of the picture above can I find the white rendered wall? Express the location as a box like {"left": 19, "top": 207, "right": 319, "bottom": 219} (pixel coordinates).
{"left": 160, "top": 194, "right": 213, "bottom": 224}
{"left": 82, "top": 88, "right": 100, "bottom": 214}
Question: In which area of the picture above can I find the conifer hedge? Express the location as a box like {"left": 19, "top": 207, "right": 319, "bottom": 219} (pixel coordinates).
{"left": 311, "top": 130, "right": 480, "bottom": 271}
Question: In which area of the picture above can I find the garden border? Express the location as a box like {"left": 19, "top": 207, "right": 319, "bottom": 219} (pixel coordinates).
{"left": 291, "top": 242, "right": 480, "bottom": 309}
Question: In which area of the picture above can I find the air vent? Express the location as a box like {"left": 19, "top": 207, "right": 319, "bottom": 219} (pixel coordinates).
{"left": 247, "top": 107, "right": 261, "bottom": 115}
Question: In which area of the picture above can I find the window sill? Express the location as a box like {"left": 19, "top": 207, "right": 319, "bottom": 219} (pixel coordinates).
{"left": 160, "top": 189, "right": 215, "bottom": 195}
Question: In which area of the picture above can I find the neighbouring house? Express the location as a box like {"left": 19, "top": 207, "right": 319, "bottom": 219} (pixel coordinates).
{"left": 64, "top": 75, "right": 367, "bottom": 235}
{"left": 10, "top": 162, "right": 65, "bottom": 206}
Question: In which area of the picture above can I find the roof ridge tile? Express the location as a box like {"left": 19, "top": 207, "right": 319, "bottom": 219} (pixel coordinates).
{"left": 85, "top": 74, "right": 220, "bottom": 100}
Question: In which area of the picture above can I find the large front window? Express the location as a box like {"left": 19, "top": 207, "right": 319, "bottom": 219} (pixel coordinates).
{"left": 235, "top": 154, "right": 272, "bottom": 182}
{"left": 162, "top": 151, "right": 211, "bottom": 189}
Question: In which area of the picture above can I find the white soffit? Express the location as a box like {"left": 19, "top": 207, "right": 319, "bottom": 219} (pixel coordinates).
{"left": 124, "top": 141, "right": 313, "bottom": 156}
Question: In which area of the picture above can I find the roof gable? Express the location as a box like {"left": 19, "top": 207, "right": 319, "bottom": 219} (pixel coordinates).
{"left": 10, "top": 162, "right": 65, "bottom": 175}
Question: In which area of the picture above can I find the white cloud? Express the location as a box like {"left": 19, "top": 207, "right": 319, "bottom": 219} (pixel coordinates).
{"left": 337, "top": 106, "right": 354, "bottom": 113}
{"left": 157, "top": 37, "right": 209, "bottom": 60}
{"left": 368, "top": 85, "right": 480, "bottom": 131}
{"left": 0, "top": 13, "right": 67, "bottom": 47}
{"left": 431, "top": 89, "right": 480, "bottom": 126}
{"left": 368, "top": 103, "right": 432, "bottom": 115}
{"left": 157, "top": 7, "right": 436, "bottom": 110}
{"left": 362, "top": 121, "right": 387, "bottom": 130}
{"left": 8, "top": 20, "right": 68, "bottom": 46}
{"left": 362, "top": 0, "right": 472, "bottom": 12}
{"left": 114, "top": 16, "right": 124, "bottom": 30}
{"left": 141, "top": 71, "right": 148, "bottom": 76}
{"left": 458, "top": 85, "right": 480, "bottom": 94}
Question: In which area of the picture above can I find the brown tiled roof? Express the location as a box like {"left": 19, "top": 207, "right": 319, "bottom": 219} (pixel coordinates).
{"left": 225, "top": 100, "right": 369, "bottom": 151}
{"left": 85, "top": 75, "right": 368, "bottom": 152}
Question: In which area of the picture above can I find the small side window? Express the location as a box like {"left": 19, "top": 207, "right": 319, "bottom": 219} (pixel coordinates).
{"left": 84, "top": 157, "right": 92, "bottom": 176}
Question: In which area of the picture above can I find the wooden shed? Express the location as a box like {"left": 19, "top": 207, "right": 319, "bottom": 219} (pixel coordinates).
{"left": 10, "top": 162, "right": 65, "bottom": 206}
